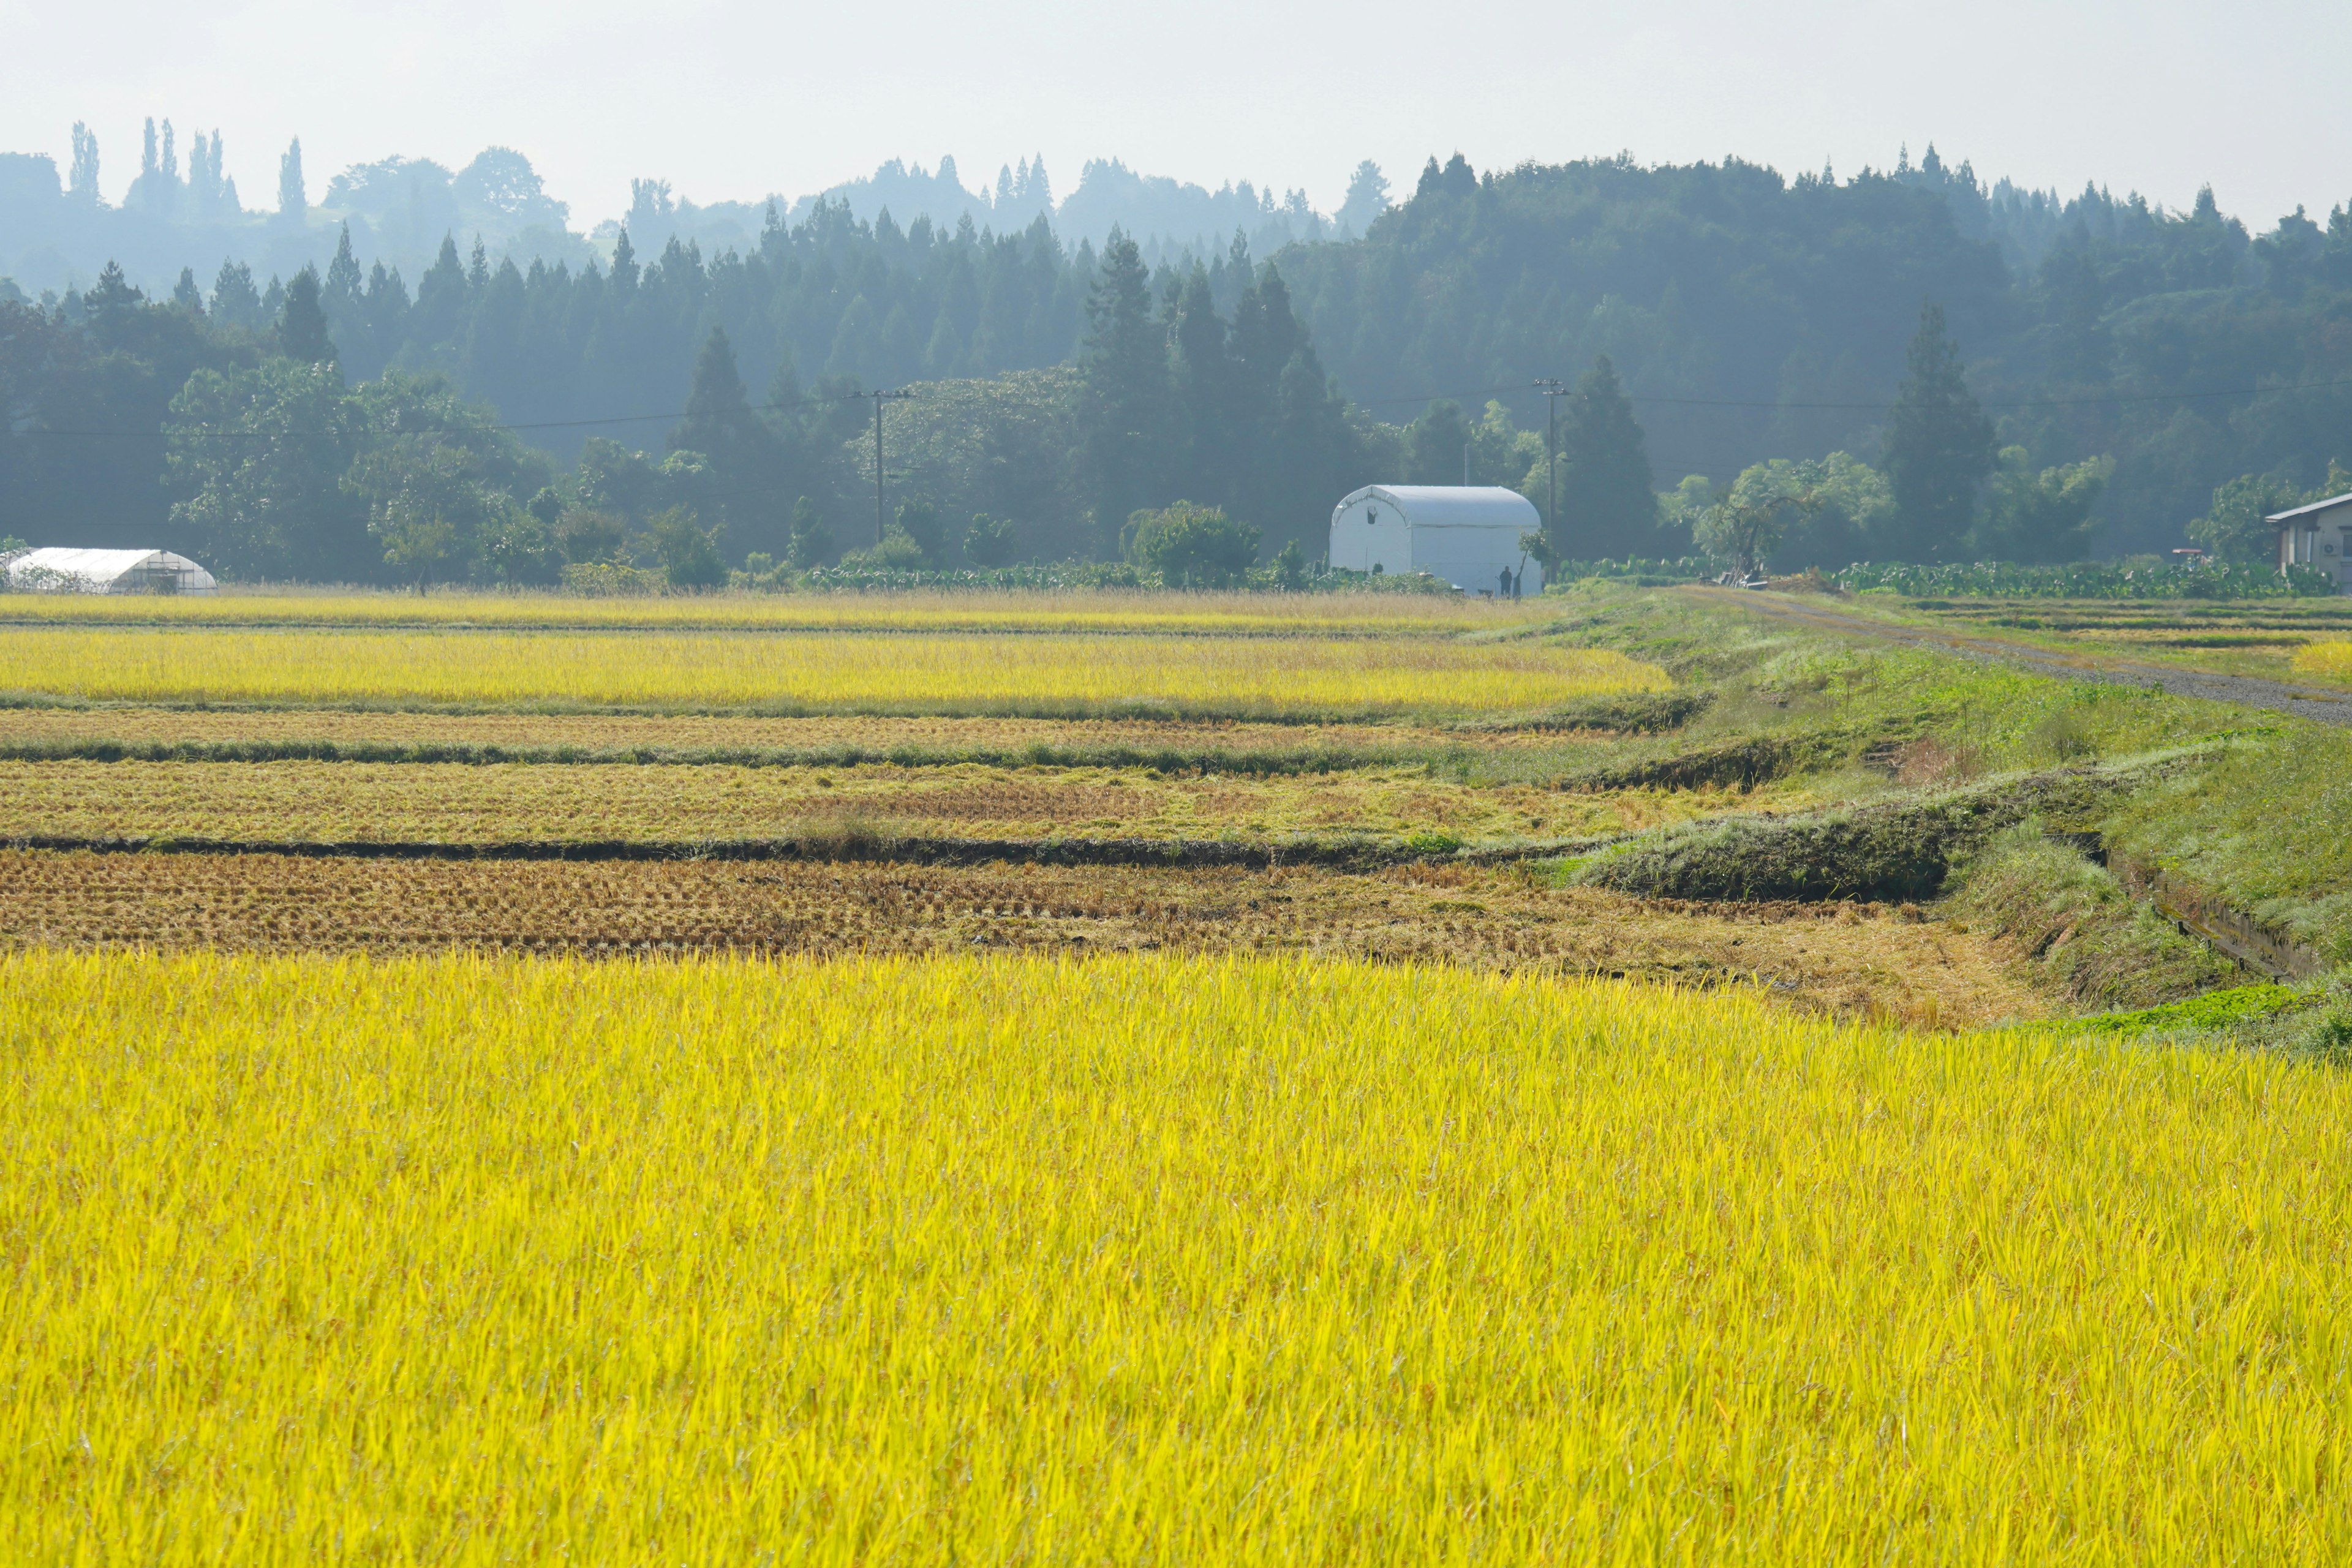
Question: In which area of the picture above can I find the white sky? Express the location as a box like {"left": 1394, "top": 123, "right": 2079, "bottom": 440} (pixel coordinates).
{"left": 1, "top": 0, "right": 2345, "bottom": 232}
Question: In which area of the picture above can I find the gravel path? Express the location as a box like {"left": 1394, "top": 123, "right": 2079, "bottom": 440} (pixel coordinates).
{"left": 1700, "top": 587, "right": 2352, "bottom": 726}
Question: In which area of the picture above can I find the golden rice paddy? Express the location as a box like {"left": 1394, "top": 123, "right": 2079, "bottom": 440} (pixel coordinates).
{"left": 0, "top": 586, "right": 1564, "bottom": 633}
{"left": 3, "top": 949, "right": 2342, "bottom": 1561}
{"left": 0, "top": 627, "right": 1665, "bottom": 715}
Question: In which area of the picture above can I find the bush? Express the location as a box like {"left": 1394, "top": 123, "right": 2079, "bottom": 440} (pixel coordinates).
{"left": 837, "top": 529, "right": 929, "bottom": 573}
{"left": 473, "top": 510, "right": 562, "bottom": 586}
{"left": 646, "top": 507, "right": 726, "bottom": 590}
{"left": 554, "top": 508, "right": 625, "bottom": 565}
{"left": 1123, "top": 502, "right": 1261, "bottom": 589}
{"left": 964, "top": 513, "right": 1020, "bottom": 567}
{"left": 786, "top": 497, "right": 835, "bottom": 569}
{"left": 559, "top": 562, "right": 668, "bottom": 596}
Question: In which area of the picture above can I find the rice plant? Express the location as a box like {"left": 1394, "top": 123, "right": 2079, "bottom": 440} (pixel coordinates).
{"left": 0, "top": 628, "right": 1665, "bottom": 717}
{"left": 3, "top": 949, "right": 2345, "bottom": 1562}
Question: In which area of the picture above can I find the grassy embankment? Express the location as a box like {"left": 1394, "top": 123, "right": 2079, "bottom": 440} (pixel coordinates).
{"left": 1544, "top": 586, "right": 2352, "bottom": 1018}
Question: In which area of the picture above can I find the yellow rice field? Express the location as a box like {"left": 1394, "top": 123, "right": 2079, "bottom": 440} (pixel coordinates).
{"left": 0, "top": 627, "right": 1665, "bottom": 714}
{"left": 2290, "top": 640, "right": 2352, "bottom": 680}
{"left": 0, "top": 587, "right": 1562, "bottom": 634}
{"left": 4, "top": 949, "right": 2346, "bottom": 1562}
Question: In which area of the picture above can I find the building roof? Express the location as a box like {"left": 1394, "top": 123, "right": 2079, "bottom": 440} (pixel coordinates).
{"left": 2266, "top": 491, "right": 2352, "bottom": 526}
{"left": 1334, "top": 485, "right": 1540, "bottom": 530}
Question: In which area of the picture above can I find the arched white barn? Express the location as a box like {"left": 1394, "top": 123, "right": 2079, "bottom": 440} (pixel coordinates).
{"left": 1328, "top": 486, "right": 1544, "bottom": 596}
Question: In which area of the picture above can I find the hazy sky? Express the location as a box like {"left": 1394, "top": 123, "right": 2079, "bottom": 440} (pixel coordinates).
{"left": 2, "top": 0, "right": 2344, "bottom": 230}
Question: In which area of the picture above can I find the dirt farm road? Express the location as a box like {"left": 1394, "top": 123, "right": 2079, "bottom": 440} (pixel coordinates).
{"left": 1694, "top": 586, "right": 2352, "bottom": 728}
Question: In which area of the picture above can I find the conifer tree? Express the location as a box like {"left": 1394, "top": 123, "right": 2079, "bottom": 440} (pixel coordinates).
{"left": 209, "top": 260, "right": 262, "bottom": 328}
{"left": 68, "top": 124, "right": 100, "bottom": 204}
{"left": 671, "top": 326, "right": 787, "bottom": 562}
{"left": 1556, "top": 355, "right": 1656, "bottom": 558}
{"left": 1075, "top": 228, "right": 1172, "bottom": 554}
{"left": 324, "top": 226, "right": 364, "bottom": 310}
{"left": 1883, "top": 303, "right": 1996, "bottom": 560}
{"left": 277, "top": 138, "right": 306, "bottom": 221}
{"left": 276, "top": 266, "right": 337, "bottom": 368}
{"left": 1166, "top": 264, "right": 1230, "bottom": 505}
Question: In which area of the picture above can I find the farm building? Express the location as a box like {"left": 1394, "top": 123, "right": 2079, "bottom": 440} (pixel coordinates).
{"left": 2, "top": 548, "right": 218, "bottom": 595}
{"left": 2271, "top": 492, "right": 2352, "bottom": 591}
{"left": 1328, "top": 486, "right": 1544, "bottom": 597}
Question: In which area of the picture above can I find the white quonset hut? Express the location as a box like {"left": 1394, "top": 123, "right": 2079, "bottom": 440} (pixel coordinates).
{"left": 3, "top": 548, "right": 217, "bottom": 595}
{"left": 1329, "top": 486, "right": 1544, "bottom": 597}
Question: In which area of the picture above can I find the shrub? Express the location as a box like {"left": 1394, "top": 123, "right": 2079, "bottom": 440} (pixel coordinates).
{"left": 963, "top": 513, "right": 1020, "bottom": 567}
{"left": 1123, "top": 502, "right": 1261, "bottom": 589}
{"left": 646, "top": 507, "right": 726, "bottom": 590}
{"left": 786, "top": 497, "right": 835, "bottom": 569}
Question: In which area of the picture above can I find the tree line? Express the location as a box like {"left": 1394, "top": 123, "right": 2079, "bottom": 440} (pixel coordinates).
{"left": 9, "top": 144, "right": 2352, "bottom": 582}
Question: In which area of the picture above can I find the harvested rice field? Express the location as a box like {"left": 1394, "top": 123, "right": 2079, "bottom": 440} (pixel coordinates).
{"left": 0, "top": 757, "right": 1798, "bottom": 848}
{"left": 0, "top": 703, "right": 1622, "bottom": 764}
{"left": 0, "top": 851, "right": 2040, "bottom": 1026}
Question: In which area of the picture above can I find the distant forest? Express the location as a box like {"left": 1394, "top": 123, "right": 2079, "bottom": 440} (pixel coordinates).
{"left": 5, "top": 131, "right": 2352, "bottom": 584}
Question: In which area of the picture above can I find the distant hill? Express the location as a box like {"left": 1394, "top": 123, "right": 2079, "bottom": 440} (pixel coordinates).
{"left": 0, "top": 131, "right": 1356, "bottom": 303}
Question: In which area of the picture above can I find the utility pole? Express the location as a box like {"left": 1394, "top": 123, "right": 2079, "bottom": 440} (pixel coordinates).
{"left": 1534, "top": 379, "right": 1566, "bottom": 551}
{"left": 850, "top": 387, "right": 917, "bottom": 545}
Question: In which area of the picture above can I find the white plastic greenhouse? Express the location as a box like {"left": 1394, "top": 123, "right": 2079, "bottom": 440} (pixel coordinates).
{"left": 2, "top": 548, "right": 219, "bottom": 595}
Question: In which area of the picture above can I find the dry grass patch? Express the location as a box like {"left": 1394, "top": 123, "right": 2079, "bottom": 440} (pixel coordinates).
{"left": 0, "top": 705, "right": 1606, "bottom": 761}
{"left": 0, "top": 759, "right": 1787, "bottom": 848}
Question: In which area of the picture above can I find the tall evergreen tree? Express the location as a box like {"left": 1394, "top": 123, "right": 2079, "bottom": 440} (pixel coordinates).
{"left": 277, "top": 138, "right": 306, "bottom": 221}
{"left": 1232, "top": 265, "right": 1350, "bottom": 549}
{"left": 80, "top": 262, "right": 154, "bottom": 359}
{"left": 1074, "top": 228, "right": 1172, "bottom": 554}
{"left": 67, "top": 123, "right": 99, "bottom": 203}
{"left": 1883, "top": 302, "right": 1996, "bottom": 560}
{"left": 412, "top": 237, "right": 467, "bottom": 345}
{"left": 324, "top": 225, "right": 364, "bottom": 309}
{"left": 276, "top": 266, "right": 337, "bottom": 369}
{"left": 1166, "top": 264, "right": 1230, "bottom": 508}
{"left": 669, "top": 325, "right": 786, "bottom": 561}
{"left": 1556, "top": 355, "right": 1655, "bottom": 557}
